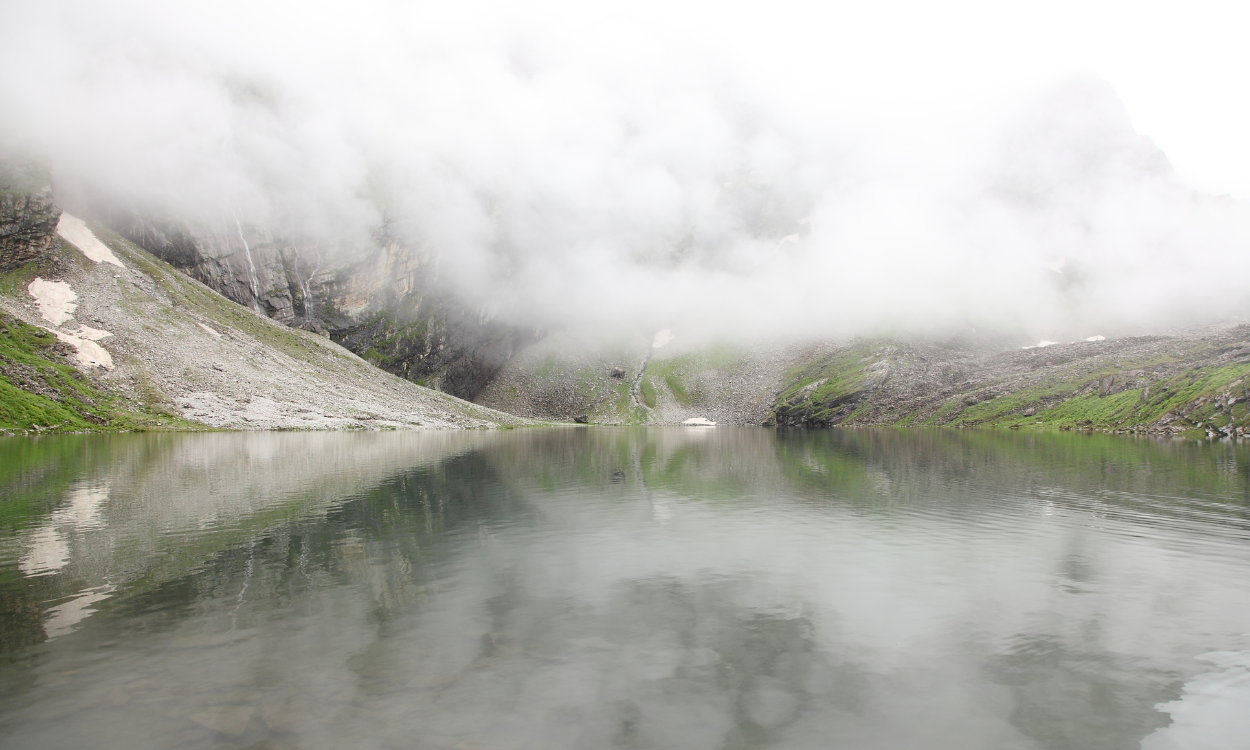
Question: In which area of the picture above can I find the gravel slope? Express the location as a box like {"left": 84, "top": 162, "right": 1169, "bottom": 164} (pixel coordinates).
{"left": 0, "top": 221, "right": 527, "bottom": 430}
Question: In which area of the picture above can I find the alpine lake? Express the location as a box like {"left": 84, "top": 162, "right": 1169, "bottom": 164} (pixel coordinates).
{"left": 1, "top": 427, "right": 1248, "bottom": 750}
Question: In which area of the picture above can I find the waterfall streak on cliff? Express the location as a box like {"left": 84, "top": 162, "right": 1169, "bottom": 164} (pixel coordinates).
{"left": 233, "top": 216, "right": 261, "bottom": 311}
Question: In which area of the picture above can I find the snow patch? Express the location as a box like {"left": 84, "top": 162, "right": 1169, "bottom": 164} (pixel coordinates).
{"left": 54, "top": 330, "right": 114, "bottom": 370}
{"left": 70, "top": 324, "right": 113, "bottom": 342}
{"left": 56, "top": 213, "right": 125, "bottom": 268}
{"left": 27, "top": 278, "right": 78, "bottom": 325}
{"left": 682, "top": 417, "right": 717, "bottom": 426}
{"left": 653, "top": 329, "right": 675, "bottom": 348}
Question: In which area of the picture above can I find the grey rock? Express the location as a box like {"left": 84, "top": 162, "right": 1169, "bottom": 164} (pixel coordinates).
{"left": 0, "top": 159, "right": 61, "bottom": 272}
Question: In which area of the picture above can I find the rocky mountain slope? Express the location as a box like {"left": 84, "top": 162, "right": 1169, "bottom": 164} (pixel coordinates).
{"left": 89, "top": 196, "right": 1250, "bottom": 440}
{"left": 766, "top": 330, "right": 1250, "bottom": 438}
{"left": 0, "top": 170, "right": 527, "bottom": 434}
{"left": 474, "top": 326, "right": 1250, "bottom": 440}
{"left": 107, "top": 212, "right": 528, "bottom": 401}
{"left": 10, "top": 153, "right": 1250, "bottom": 440}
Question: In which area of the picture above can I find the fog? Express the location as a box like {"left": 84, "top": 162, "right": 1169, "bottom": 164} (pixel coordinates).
{"left": 3, "top": 0, "right": 1249, "bottom": 342}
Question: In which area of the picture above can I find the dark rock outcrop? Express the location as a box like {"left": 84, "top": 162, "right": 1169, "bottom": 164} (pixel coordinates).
{"left": 0, "top": 160, "right": 61, "bottom": 272}
{"left": 110, "top": 212, "right": 323, "bottom": 327}
{"left": 330, "top": 295, "right": 531, "bottom": 401}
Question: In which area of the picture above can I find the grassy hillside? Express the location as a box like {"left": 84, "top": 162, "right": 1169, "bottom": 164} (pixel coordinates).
{"left": 0, "top": 307, "right": 200, "bottom": 435}
{"left": 770, "top": 334, "right": 1250, "bottom": 437}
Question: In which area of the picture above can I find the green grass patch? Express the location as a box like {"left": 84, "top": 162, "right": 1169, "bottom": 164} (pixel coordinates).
{"left": 640, "top": 377, "right": 656, "bottom": 408}
{"left": 0, "top": 313, "right": 202, "bottom": 433}
{"left": 0, "top": 261, "right": 40, "bottom": 298}
{"left": 663, "top": 372, "right": 695, "bottom": 405}
{"left": 772, "top": 343, "right": 891, "bottom": 424}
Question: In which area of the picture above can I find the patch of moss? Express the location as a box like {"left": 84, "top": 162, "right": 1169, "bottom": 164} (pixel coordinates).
{"left": 0, "top": 261, "right": 40, "bottom": 298}
{"left": 954, "top": 362, "right": 1250, "bottom": 432}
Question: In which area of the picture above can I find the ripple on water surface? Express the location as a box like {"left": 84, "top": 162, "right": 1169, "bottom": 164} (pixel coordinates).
{"left": 1, "top": 428, "right": 1249, "bottom": 749}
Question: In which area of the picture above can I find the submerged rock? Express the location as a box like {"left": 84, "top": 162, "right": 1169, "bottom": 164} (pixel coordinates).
{"left": 188, "top": 705, "right": 254, "bottom": 736}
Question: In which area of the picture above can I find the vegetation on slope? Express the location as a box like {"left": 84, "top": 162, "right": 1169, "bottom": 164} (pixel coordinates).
{"left": 0, "top": 310, "right": 199, "bottom": 435}
{"left": 769, "top": 335, "right": 1250, "bottom": 437}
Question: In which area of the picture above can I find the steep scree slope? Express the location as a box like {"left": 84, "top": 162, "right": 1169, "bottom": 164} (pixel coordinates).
{"left": 0, "top": 213, "right": 526, "bottom": 433}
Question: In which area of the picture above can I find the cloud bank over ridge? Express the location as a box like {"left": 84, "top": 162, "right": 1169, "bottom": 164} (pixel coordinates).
{"left": 2, "top": 0, "right": 1249, "bottom": 342}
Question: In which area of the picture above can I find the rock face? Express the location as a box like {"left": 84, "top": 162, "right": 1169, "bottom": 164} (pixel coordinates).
{"left": 110, "top": 213, "right": 322, "bottom": 328}
{"left": 108, "top": 214, "right": 527, "bottom": 400}
{"left": 0, "top": 161, "right": 61, "bottom": 272}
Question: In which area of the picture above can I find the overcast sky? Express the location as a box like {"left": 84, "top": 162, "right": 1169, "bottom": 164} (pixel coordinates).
{"left": 661, "top": 0, "right": 1250, "bottom": 197}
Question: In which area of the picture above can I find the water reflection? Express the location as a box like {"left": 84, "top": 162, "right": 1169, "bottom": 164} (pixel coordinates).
{"left": 0, "top": 428, "right": 1248, "bottom": 749}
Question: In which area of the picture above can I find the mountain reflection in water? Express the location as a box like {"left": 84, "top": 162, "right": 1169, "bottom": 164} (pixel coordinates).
{"left": 1, "top": 428, "right": 1249, "bottom": 749}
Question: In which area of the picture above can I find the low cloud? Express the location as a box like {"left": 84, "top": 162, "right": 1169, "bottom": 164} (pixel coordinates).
{"left": 3, "top": 0, "right": 1248, "bottom": 343}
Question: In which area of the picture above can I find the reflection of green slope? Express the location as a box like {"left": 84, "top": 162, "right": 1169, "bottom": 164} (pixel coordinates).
{"left": 429, "top": 426, "right": 1250, "bottom": 518}
{"left": 465, "top": 427, "right": 780, "bottom": 504}
{"left": 102, "top": 447, "right": 521, "bottom": 638}
{"left": 774, "top": 430, "right": 878, "bottom": 501}
{"left": 774, "top": 428, "right": 1250, "bottom": 528}
{"left": 640, "top": 441, "right": 753, "bottom": 502}
{"left": 7, "top": 427, "right": 1250, "bottom": 661}
{"left": 0, "top": 436, "right": 96, "bottom": 532}
{"left": 0, "top": 432, "right": 495, "bottom": 650}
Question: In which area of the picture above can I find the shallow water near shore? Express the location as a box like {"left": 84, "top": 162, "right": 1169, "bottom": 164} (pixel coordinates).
{"left": 1, "top": 427, "right": 1249, "bottom": 749}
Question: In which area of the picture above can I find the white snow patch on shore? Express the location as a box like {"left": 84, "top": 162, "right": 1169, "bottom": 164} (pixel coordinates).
{"left": 27, "top": 278, "right": 77, "bottom": 325}
{"left": 653, "top": 329, "right": 675, "bottom": 348}
{"left": 54, "top": 330, "right": 114, "bottom": 370}
{"left": 56, "top": 213, "right": 125, "bottom": 268}
{"left": 71, "top": 324, "right": 113, "bottom": 342}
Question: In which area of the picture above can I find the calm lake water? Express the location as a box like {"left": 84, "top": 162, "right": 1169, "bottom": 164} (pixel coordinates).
{"left": 1, "top": 428, "right": 1249, "bottom": 750}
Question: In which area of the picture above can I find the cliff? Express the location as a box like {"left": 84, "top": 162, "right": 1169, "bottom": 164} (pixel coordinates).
{"left": 108, "top": 212, "right": 527, "bottom": 401}
{"left": 0, "top": 160, "right": 61, "bottom": 272}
